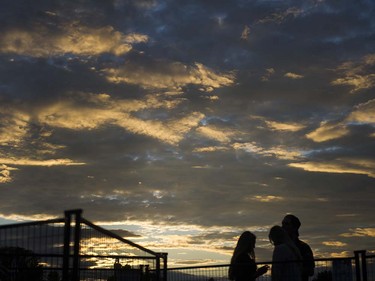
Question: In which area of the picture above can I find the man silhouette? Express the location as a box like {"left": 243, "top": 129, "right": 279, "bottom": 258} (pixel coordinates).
{"left": 282, "top": 214, "right": 315, "bottom": 281}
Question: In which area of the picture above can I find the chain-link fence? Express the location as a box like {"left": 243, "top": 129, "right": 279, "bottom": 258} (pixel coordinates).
{"left": 0, "top": 209, "right": 167, "bottom": 281}
{"left": 167, "top": 253, "right": 373, "bottom": 281}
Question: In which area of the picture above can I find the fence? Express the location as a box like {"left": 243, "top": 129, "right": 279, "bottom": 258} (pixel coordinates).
{"left": 167, "top": 251, "right": 374, "bottom": 281}
{"left": 0, "top": 210, "right": 373, "bottom": 281}
{"left": 0, "top": 209, "right": 167, "bottom": 281}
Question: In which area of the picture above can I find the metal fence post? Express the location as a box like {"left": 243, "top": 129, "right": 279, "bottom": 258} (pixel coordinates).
{"left": 163, "top": 253, "right": 168, "bottom": 281}
{"left": 361, "top": 250, "right": 367, "bottom": 281}
{"left": 354, "top": 250, "right": 368, "bottom": 281}
{"left": 63, "top": 211, "right": 72, "bottom": 281}
{"left": 63, "top": 209, "right": 83, "bottom": 281}
{"left": 72, "top": 209, "right": 82, "bottom": 281}
{"left": 156, "top": 254, "right": 161, "bottom": 281}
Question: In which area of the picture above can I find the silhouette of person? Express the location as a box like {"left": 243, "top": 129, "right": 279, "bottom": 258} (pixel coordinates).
{"left": 228, "top": 231, "right": 269, "bottom": 281}
{"left": 282, "top": 215, "right": 315, "bottom": 281}
{"left": 269, "top": 225, "right": 302, "bottom": 281}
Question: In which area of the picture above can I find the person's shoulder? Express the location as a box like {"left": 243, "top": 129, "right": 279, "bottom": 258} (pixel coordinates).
{"left": 297, "top": 239, "right": 312, "bottom": 249}
{"left": 297, "top": 239, "right": 314, "bottom": 257}
{"left": 274, "top": 244, "right": 289, "bottom": 254}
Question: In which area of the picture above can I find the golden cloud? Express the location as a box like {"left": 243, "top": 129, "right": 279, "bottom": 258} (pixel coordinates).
{"left": 37, "top": 93, "right": 203, "bottom": 145}
{"left": 306, "top": 98, "right": 375, "bottom": 142}
{"left": 331, "top": 53, "right": 375, "bottom": 93}
{"left": 346, "top": 99, "right": 375, "bottom": 125}
{"left": 289, "top": 158, "right": 375, "bottom": 178}
{"left": 265, "top": 120, "right": 305, "bottom": 132}
{"left": 115, "top": 112, "right": 204, "bottom": 145}
{"left": 0, "top": 110, "right": 30, "bottom": 146}
{"left": 251, "top": 195, "right": 284, "bottom": 202}
{"left": 328, "top": 251, "right": 352, "bottom": 258}
{"left": 340, "top": 228, "right": 375, "bottom": 238}
{"left": 284, "top": 72, "right": 304, "bottom": 79}
{"left": 241, "top": 25, "right": 251, "bottom": 40}
{"left": 196, "top": 126, "right": 234, "bottom": 143}
{"left": 192, "top": 146, "right": 229, "bottom": 152}
{"left": 105, "top": 62, "right": 235, "bottom": 91}
{"left": 261, "top": 68, "right": 275, "bottom": 81}
{"left": 0, "top": 165, "right": 17, "bottom": 184}
{"left": 0, "top": 24, "right": 147, "bottom": 57}
{"left": 233, "top": 142, "right": 302, "bottom": 160}
{"left": 322, "top": 241, "right": 347, "bottom": 247}
{"left": 0, "top": 158, "right": 85, "bottom": 166}
{"left": 0, "top": 212, "right": 57, "bottom": 222}
{"left": 306, "top": 122, "right": 349, "bottom": 142}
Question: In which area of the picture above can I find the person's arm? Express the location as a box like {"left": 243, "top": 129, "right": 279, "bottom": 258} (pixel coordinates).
{"left": 254, "top": 265, "right": 269, "bottom": 278}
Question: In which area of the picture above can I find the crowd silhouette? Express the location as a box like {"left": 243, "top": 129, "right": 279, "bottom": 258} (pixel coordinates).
{"left": 229, "top": 214, "right": 315, "bottom": 281}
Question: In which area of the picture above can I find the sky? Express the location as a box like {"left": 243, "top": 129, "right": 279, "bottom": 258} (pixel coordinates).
{"left": 0, "top": 0, "right": 374, "bottom": 267}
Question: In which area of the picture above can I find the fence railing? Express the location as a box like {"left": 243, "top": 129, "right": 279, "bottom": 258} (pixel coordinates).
{"left": 167, "top": 251, "right": 374, "bottom": 281}
{"left": 0, "top": 209, "right": 167, "bottom": 281}
{"left": 0, "top": 210, "right": 373, "bottom": 281}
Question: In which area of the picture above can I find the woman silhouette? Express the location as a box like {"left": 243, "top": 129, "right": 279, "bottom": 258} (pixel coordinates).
{"left": 229, "top": 231, "right": 269, "bottom": 281}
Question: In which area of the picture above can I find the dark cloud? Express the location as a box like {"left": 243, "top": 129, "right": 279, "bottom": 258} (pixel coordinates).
{"left": 0, "top": 0, "right": 374, "bottom": 265}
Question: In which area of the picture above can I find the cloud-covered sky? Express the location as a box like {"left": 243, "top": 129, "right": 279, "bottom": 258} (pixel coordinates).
{"left": 1, "top": 0, "right": 374, "bottom": 266}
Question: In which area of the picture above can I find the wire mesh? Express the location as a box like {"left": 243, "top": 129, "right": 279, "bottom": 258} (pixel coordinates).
{"left": 0, "top": 212, "right": 372, "bottom": 281}
{"left": 79, "top": 219, "right": 161, "bottom": 281}
{"left": 166, "top": 257, "right": 362, "bottom": 281}
{"left": 366, "top": 255, "right": 375, "bottom": 281}
{"left": 0, "top": 219, "right": 65, "bottom": 280}
{"left": 0, "top": 212, "right": 166, "bottom": 281}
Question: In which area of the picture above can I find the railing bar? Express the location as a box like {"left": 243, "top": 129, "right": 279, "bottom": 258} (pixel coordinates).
{"left": 80, "top": 217, "right": 158, "bottom": 256}
{"left": 0, "top": 218, "right": 65, "bottom": 229}
{"left": 167, "top": 256, "right": 356, "bottom": 271}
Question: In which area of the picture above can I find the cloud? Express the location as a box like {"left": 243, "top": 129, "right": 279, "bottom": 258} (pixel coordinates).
{"left": 115, "top": 111, "right": 204, "bottom": 145}
{"left": 346, "top": 99, "right": 375, "bottom": 125}
{"left": 261, "top": 68, "right": 275, "bottom": 81}
{"left": 284, "top": 72, "right": 304, "bottom": 79}
{"left": 241, "top": 25, "right": 250, "bottom": 41}
{"left": 257, "top": 7, "right": 303, "bottom": 24}
{"left": 0, "top": 165, "right": 17, "bottom": 184}
{"left": 233, "top": 142, "right": 302, "bottom": 160}
{"left": 250, "top": 195, "right": 284, "bottom": 202}
{"left": 265, "top": 120, "right": 305, "bottom": 132}
{"left": 105, "top": 61, "right": 235, "bottom": 91}
{"left": 306, "top": 122, "right": 349, "bottom": 142}
{"left": 0, "top": 23, "right": 147, "bottom": 57}
{"left": 331, "top": 54, "right": 375, "bottom": 93}
{"left": 322, "top": 241, "right": 347, "bottom": 247}
{"left": 0, "top": 212, "right": 56, "bottom": 221}
{"left": 196, "top": 126, "right": 234, "bottom": 143}
{"left": 288, "top": 158, "right": 375, "bottom": 178}
{"left": 192, "top": 146, "right": 229, "bottom": 153}
{"left": 0, "top": 109, "right": 30, "bottom": 146}
{"left": 306, "top": 99, "right": 375, "bottom": 142}
{"left": 340, "top": 228, "right": 375, "bottom": 238}
{"left": 0, "top": 158, "right": 85, "bottom": 166}
{"left": 36, "top": 93, "right": 204, "bottom": 145}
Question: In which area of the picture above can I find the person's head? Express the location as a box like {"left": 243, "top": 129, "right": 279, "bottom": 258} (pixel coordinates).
{"left": 237, "top": 231, "right": 256, "bottom": 252}
{"left": 282, "top": 214, "right": 301, "bottom": 238}
{"left": 232, "top": 231, "right": 256, "bottom": 260}
{"left": 269, "top": 225, "right": 288, "bottom": 246}
{"left": 269, "top": 225, "right": 302, "bottom": 260}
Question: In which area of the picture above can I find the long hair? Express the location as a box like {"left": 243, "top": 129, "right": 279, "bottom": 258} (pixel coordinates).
{"left": 229, "top": 231, "right": 256, "bottom": 280}
{"left": 269, "top": 225, "right": 302, "bottom": 260}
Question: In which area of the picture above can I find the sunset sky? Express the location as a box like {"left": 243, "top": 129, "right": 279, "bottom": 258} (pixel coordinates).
{"left": 0, "top": 0, "right": 374, "bottom": 267}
